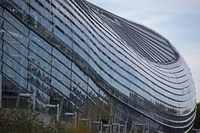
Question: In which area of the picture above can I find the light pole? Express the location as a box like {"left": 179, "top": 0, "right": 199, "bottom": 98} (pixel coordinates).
{"left": 122, "top": 123, "right": 127, "bottom": 133}
{"left": 135, "top": 124, "right": 148, "bottom": 133}
{"left": 103, "top": 124, "right": 111, "bottom": 133}
{"left": 80, "top": 118, "right": 92, "bottom": 129}
{"left": 64, "top": 112, "right": 77, "bottom": 128}
{"left": 45, "top": 104, "right": 60, "bottom": 121}
{"left": 16, "top": 92, "right": 36, "bottom": 111}
{"left": 119, "top": 124, "right": 127, "bottom": 133}
{"left": 0, "top": 74, "right": 2, "bottom": 108}
{"left": 93, "top": 121, "right": 103, "bottom": 133}
{"left": 112, "top": 123, "right": 121, "bottom": 133}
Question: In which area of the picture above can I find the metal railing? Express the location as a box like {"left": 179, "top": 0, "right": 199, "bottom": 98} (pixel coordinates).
{"left": 45, "top": 104, "right": 60, "bottom": 121}
{"left": 16, "top": 92, "right": 36, "bottom": 111}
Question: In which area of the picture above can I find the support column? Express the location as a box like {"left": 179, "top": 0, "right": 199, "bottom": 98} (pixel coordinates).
{"left": 56, "top": 104, "right": 60, "bottom": 121}
{"left": 0, "top": 5, "right": 3, "bottom": 109}
{"left": 129, "top": 123, "right": 134, "bottom": 133}
{"left": 0, "top": 74, "right": 2, "bottom": 108}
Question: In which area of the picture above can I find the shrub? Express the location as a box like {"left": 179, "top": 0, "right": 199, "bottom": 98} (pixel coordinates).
{"left": 0, "top": 109, "right": 87, "bottom": 133}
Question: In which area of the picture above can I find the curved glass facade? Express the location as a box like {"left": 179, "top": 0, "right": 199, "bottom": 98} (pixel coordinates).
{"left": 0, "top": 0, "right": 196, "bottom": 132}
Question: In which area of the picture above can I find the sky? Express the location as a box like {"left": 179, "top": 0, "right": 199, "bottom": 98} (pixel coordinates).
{"left": 87, "top": 0, "right": 200, "bottom": 103}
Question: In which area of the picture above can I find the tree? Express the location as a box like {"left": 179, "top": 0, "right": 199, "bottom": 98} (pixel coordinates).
{"left": 0, "top": 109, "right": 72, "bottom": 133}
{"left": 194, "top": 102, "right": 200, "bottom": 129}
{"left": 0, "top": 109, "right": 48, "bottom": 133}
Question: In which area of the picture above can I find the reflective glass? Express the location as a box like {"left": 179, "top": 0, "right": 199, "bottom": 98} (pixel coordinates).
{"left": 53, "top": 17, "right": 72, "bottom": 37}
{"left": 51, "top": 77, "right": 70, "bottom": 97}
{"left": 3, "top": 42, "right": 27, "bottom": 66}
{"left": 27, "top": 72, "right": 50, "bottom": 94}
{"left": 72, "top": 63, "right": 88, "bottom": 82}
{"left": 27, "top": 83, "right": 50, "bottom": 104}
{"left": 3, "top": 64, "right": 27, "bottom": 88}
{"left": 27, "top": 62, "right": 51, "bottom": 84}
{"left": 53, "top": 27, "right": 72, "bottom": 47}
{"left": 3, "top": 21, "right": 29, "bottom": 47}
{"left": 52, "top": 58, "right": 71, "bottom": 78}
{"left": 52, "top": 67, "right": 70, "bottom": 88}
{"left": 28, "top": 52, "right": 51, "bottom": 73}
{"left": 29, "top": 41, "right": 51, "bottom": 63}
{"left": 3, "top": 33, "right": 28, "bottom": 56}
{"left": 12, "top": 0, "right": 29, "bottom": 14}
{"left": 71, "top": 72, "right": 87, "bottom": 92}
{"left": 52, "top": 48, "right": 71, "bottom": 68}
{"left": 3, "top": 53, "right": 27, "bottom": 78}
{"left": 30, "top": 0, "right": 52, "bottom": 21}
{"left": 29, "top": 31, "right": 52, "bottom": 53}
{"left": 3, "top": 10, "right": 29, "bottom": 36}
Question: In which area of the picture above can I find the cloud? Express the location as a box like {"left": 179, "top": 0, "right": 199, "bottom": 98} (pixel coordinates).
{"left": 88, "top": 0, "right": 200, "bottom": 16}
{"left": 139, "top": 15, "right": 173, "bottom": 27}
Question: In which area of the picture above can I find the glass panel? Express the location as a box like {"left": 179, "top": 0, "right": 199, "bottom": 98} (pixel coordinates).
{"left": 3, "top": 33, "right": 28, "bottom": 56}
{"left": 27, "top": 72, "right": 50, "bottom": 94}
{"left": 11, "top": 0, "right": 30, "bottom": 14}
{"left": 30, "top": 0, "right": 52, "bottom": 21}
{"left": 27, "top": 83, "right": 50, "bottom": 104}
{"left": 52, "top": 67, "right": 70, "bottom": 88}
{"left": 27, "top": 62, "right": 51, "bottom": 84}
{"left": 71, "top": 72, "right": 87, "bottom": 92}
{"left": 53, "top": 27, "right": 72, "bottom": 48}
{"left": 29, "top": 41, "right": 51, "bottom": 63}
{"left": 28, "top": 52, "right": 51, "bottom": 73}
{"left": 51, "top": 77, "right": 70, "bottom": 97}
{"left": 3, "top": 64, "right": 27, "bottom": 88}
{"left": 52, "top": 58, "right": 71, "bottom": 78}
{"left": 3, "top": 21, "right": 29, "bottom": 47}
{"left": 3, "top": 53, "right": 27, "bottom": 78}
{"left": 3, "top": 10, "right": 29, "bottom": 36}
{"left": 52, "top": 48, "right": 71, "bottom": 68}
{"left": 3, "top": 42, "right": 28, "bottom": 67}
{"left": 29, "top": 31, "right": 52, "bottom": 54}
{"left": 53, "top": 16, "right": 72, "bottom": 38}
{"left": 72, "top": 63, "right": 87, "bottom": 82}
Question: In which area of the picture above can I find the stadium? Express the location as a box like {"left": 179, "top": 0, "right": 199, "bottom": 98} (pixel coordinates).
{"left": 0, "top": 0, "right": 196, "bottom": 132}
